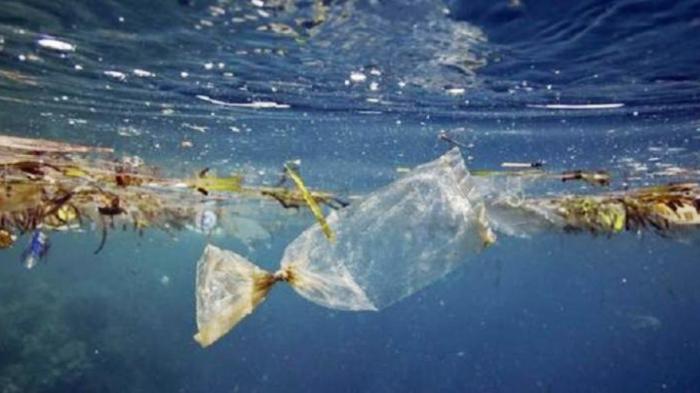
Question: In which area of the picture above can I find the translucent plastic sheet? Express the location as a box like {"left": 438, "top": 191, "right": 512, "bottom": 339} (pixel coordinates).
{"left": 194, "top": 148, "right": 496, "bottom": 346}
{"left": 194, "top": 245, "right": 275, "bottom": 347}
{"left": 280, "top": 147, "right": 491, "bottom": 310}
{"left": 485, "top": 198, "right": 565, "bottom": 237}
{"left": 194, "top": 149, "right": 700, "bottom": 347}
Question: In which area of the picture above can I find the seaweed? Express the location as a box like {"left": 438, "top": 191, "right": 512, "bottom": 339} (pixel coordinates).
{"left": 0, "top": 134, "right": 347, "bottom": 257}
{"left": 528, "top": 183, "right": 700, "bottom": 236}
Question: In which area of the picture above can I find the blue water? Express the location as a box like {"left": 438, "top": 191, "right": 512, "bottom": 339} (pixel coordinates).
{"left": 1, "top": 0, "right": 700, "bottom": 392}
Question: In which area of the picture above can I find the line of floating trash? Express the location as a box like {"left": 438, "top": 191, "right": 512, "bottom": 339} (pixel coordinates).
{"left": 1, "top": 134, "right": 697, "bottom": 347}
{"left": 0, "top": 134, "right": 345, "bottom": 265}
{"left": 193, "top": 149, "right": 699, "bottom": 347}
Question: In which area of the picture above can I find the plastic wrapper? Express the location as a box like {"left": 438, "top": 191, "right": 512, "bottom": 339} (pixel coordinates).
{"left": 194, "top": 148, "right": 495, "bottom": 346}
{"left": 194, "top": 245, "right": 276, "bottom": 347}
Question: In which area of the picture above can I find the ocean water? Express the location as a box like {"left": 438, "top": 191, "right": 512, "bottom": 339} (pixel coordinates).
{"left": 1, "top": 0, "right": 700, "bottom": 392}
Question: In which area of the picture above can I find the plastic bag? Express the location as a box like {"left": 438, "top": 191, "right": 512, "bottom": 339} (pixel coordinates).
{"left": 279, "top": 147, "right": 493, "bottom": 310}
{"left": 194, "top": 148, "right": 495, "bottom": 347}
{"left": 194, "top": 245, "right": 276, "bottom": 347}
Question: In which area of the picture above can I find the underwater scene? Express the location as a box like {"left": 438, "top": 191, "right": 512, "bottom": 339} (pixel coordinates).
{"left": 1, "top": 0, "right": 700, "bottom": 392}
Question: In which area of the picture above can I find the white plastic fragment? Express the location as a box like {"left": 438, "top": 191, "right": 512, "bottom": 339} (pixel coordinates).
{"left": 196, "top": 95, "right": 290, "bottom": 109}
{"left": 349, "top": 72, "right": 367, "bottom": 83}
{"left": 37, "top": 37, "right": 76, "bottom": 52}
{"left": 103, "top": 70, "right": 126, "bottom": 80}
{"left": 133, "top": 69, "right": 155, "bottom": 77}
{"left": 527, "top": 103, "right": 624, "bottom": 110}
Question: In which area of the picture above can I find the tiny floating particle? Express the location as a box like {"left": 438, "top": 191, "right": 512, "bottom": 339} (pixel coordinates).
{"left": 195, "top": 210, "right": 218, "bottom": 233}
{"left": 182, "top": 123, "right": 208, "bottom": 133}
{"left": 117, "top": 126, "right": 142, "bottom": 137}
{"left": 267, "top": 23, "right": 298, "bottom": 37}
{"left": 133, "top": 69, "right": 155, "bottom": 77}
{"left": 527, "top": 103, "right": 624, "bottom": 110}
{"left": 209, "top": 6, "right": 226, "bottom": 16}
{"left": 104, "top": 70, "right": 127, "bottom": 80}
{"left": 349, "top": 71, "right": 366, "bottom": 83}
{"left": 196, "top": 95, "right": 290, "bottom": 109}
{"left": 501, "top": 162, "right": 544, "bottom": 169}
{"left": 445, "top": 87, "right": 465, "bottom": 96}
{"left": 37, "top": 37, "right": 76, "bottom": 52}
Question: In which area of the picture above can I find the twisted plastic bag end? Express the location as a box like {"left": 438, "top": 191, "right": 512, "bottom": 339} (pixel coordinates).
{"left": 194, "top": 245, "right": 283, "bottom": 347}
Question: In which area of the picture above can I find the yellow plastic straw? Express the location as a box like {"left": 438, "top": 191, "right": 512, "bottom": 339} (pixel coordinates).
{"left": 284, "top": 163, "right": 335, "bottom": 242}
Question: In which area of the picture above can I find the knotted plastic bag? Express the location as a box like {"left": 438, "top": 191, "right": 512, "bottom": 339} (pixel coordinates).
{"left": 194, "top": 148, "right": 495, "bottom": 347}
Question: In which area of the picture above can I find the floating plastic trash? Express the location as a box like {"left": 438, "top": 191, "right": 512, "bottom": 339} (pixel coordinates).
{"left": 21, "top": 230, "right": 50, "bottom": 269}
{"left": 7, "top": 132, "right": 690, "bottom": 262}
{"left": 194, "top": 148, "right": 496, "bottom": 347}
{"left": 194, "top": 209, "right": 218, "bottom": 234}
{"left": 193, "top": 148, "right": 700, "bottom": 347}
{"left": 0, "top": 134, "right": 346, "bottom": 255}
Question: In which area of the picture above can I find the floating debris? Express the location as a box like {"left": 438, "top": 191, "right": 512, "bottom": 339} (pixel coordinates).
{"left": 0, "top": 229, "right": 15, "bottom": 249}
{"left": 445, "top": 87, "right": 465, "bottom": 96}
{"left": 103, "top": 70, "right": 127, "bottom": 80}
{"left": 1, "top": 135, "right": 698, "bottom": 347}
{"left": 133, "top": 69, "right": 155, "bottom": 77}
{"left": 181, "top": 123, "right": 208, "bottom": 133}
{"left": 501, "top": 162, "right": 544, "bottom": 169}
{"left": 194, "top": 209, "right": 218, "bottom": 234}
{"left": 349, "top": 71, "right": 367, "bottom": 83}
{"left": 561, "top": 170, "right": 611, "bottom": 186}
{"left": 194, "top": 149, "right": 490, "bottom": 346}
{"left": 196, "top": 95, "right": 290, "bottom": 109}
{"left": 21, "top": 231, "right": 50, "bottom": 269}
{"left": 193, "top": 148, "right": 700, "bottom": 346}
{"left": 283, "top": 162, "right": 334, "bottom": 241}
{"left": 528, "top": 103, "right": 625, "bottom": 110}
{"left": 438, "top": 131, "right": 470, "bottom": 149}
{"left": 493, "top": 183, "right": 700, "bottom": 236}
{"left": 0, "top": 69, "right": 39, "bottom": 86}
{"left": 266, "top": 23, "right": 298, "bottom": 37}
{"left": 37, "top": 37, "right": 76, "bottom": 52}
{"left": 0, "top": 134, "right": 344, "bottom": 256}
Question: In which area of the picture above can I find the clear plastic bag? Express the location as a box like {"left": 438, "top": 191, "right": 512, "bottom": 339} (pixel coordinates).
{"left": 280, "top": 147, "right": 491, "bottom": 310}
{"left": 194, "top": 148, "right": 495, "bottom": 346}
{"left": 194, "top": 245, "right": 275, "bottom": 347}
